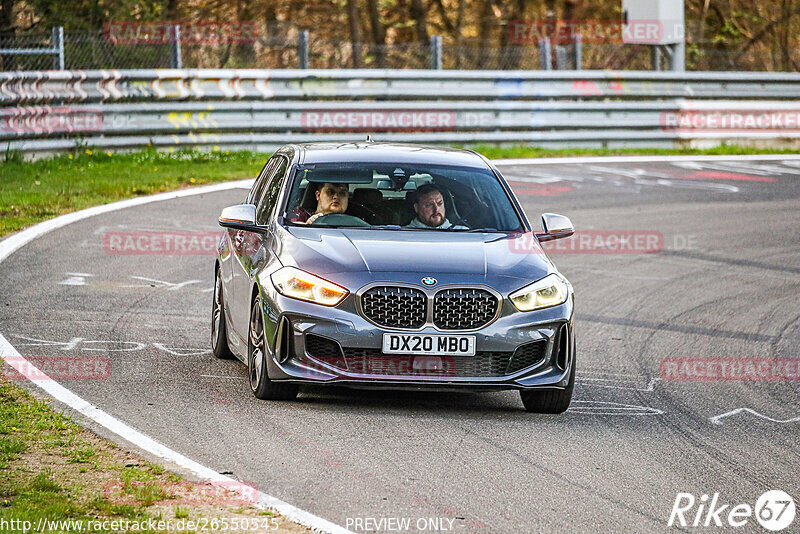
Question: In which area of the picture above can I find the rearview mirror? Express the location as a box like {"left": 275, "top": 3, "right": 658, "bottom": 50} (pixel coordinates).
{"left": 535, "top": 213, "right": 574, "bottom": 242}
{"left": 218, "top": 204, "right": 259, "bottom": 231}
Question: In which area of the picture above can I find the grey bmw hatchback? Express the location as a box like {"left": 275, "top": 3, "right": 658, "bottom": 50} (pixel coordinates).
{"left": 213, "top": 142, "right": 576, "bottom": 413}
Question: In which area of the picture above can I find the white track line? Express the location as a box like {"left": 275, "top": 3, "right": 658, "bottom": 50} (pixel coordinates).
{"left": 709, "top": 408, "right": 800, "bottom": 426}
{"left": 493, "top": 154, "right": 800, "bottom": 166}
{"left": 0, "top": 178, "right": 352, "bottom": 534}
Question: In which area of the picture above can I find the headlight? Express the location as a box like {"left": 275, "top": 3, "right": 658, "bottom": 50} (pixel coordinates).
{"left": 270, "top": 267, "right": 348, "bottom": 306}
{"left": 509, "top": 274, "right": 569, "bottom": 312}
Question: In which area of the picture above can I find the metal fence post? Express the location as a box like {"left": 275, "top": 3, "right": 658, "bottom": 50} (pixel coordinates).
{"left": 651, "top": 46, "right": 661, "bottom": 71}
{"left": 670, "top": 41, "right": 685, "bottom": 71}
{"left": 52, "top": 26, "right": 65, "bottom": 70}
{"left": 538, "top": 38, "right": 552, "bottom": 70}
{"left": 574, "top": 33, "right": 582, "bottom": 70}
{"left": 169, "top": 25, "right": 182, "bottom": 69}
{"left": 554, "top": 45, "right": 566, "bottom": 70}
{"left": 298, "top": 30, "right": 309, "bottom": 69}
{"left": 430, "top": 35, "right": 442, "bottom": 70}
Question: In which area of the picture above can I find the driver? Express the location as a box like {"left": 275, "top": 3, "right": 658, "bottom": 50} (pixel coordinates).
{"left": 305, "top": 182, "right": 349, "bottom": 224}
{"left": 406, "top": 184, "right": 466, "bottom": 229}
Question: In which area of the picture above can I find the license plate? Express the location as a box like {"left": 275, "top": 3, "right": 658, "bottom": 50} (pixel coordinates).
{"left": 381, "top": 333, "right": 476, "bottom": 356}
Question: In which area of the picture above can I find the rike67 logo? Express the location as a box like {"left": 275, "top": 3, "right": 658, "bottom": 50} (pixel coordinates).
{"left": 669, "top": 490, "right": 795, "bottom": 531}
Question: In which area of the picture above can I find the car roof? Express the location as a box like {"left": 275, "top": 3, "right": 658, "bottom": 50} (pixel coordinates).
{"left": 294, "top": 142, "right": 491, "bottom": 169}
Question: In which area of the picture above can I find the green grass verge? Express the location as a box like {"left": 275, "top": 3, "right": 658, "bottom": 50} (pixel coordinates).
{"left": 0, "top": 148, "right": 266, "bottom": 237}
{"left": 1, "top": 144, "right": 795, "bottom": 238}
{"left": 0, "top": 377, "right": 149, "bottom": 524}
{"left": 0, "top": 374, "right": 299, "bottom": 532}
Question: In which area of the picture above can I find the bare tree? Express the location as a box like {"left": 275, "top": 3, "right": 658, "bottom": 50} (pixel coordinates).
{"left": 0, "top": 0, "right": 16, "bottom": 70}
{"left": 455, "top": 0, "right": 465, "bottom": 68}
{"left": 410, "top": 0, "right": 430, "bottom": 43}
{"left": 163, "top": 0, "right": 178, "bottom": 20}
{"left": 347, "top": 0, "right": 363, "bottom": 67}
{"left": 366, "top": 0, "right": 386, "bottom": 67}
{"left": 477, "top": 0, "right": 494, "bottom": 68}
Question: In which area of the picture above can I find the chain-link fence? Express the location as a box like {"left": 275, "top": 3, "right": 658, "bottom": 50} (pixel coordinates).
{"left": 0, "top": 30, "right": 62, "bottom": 71}
{"left": 1, "top": 26, "right": 797, "bottom": 72}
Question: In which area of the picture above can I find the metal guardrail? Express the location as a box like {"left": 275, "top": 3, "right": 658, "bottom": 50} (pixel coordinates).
{"left": 3, "top": 69, "right": 800, "bottom": 154}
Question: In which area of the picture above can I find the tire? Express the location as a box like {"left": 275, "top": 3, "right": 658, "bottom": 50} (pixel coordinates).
{"left": 520, "top": 358, "right": 575, "bottom": 414}
{"left": 248, "top": 295, "right": 299, "bottom": 401}
{"left": 211, "top": 268, "right": 234, "bottom": 360}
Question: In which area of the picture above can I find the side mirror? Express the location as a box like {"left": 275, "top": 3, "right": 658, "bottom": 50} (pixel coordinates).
{"left": 535, "top": 213, "right": 574, "bottom": 242}
{"left": 218, "top": 204, "right": 259, "bottom": 231}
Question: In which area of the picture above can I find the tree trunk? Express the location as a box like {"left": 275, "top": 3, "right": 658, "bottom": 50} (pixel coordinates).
{"left": 501, "top": 0, "right": 527, "bottom": 69}
{"left": 454, "top": 0, "right": 464, "bottom": 68}
{"left": 366, "top": 0, "right": 386, "bottom": 67}
{"left": 232, "top": 0, "right": 255, "bottom": 67}
{"left": 347, "top": 0, "right": 363, "bottom": 67}
{"left": 543, "top": 0, "right": 557, "bottom": 69}
{"left": 696, "top": 0, "right": 710, "bottom": 43}
{"left": 410, "top": 0, "right": 430, "bottom": 43}
{"left": 163, "top": 0, "right": 178, "bottom": 20}
{"left": 432, "top": 0, "right": 456, "bottom": 38}
{"left": 781, "top": 0, "right": 791, "bottom": 70}
{"left": 0, "top": 0, "right": 16, "bottom": 71}
{"left": 477, "top": 0, "right": 493, "bottom": 68}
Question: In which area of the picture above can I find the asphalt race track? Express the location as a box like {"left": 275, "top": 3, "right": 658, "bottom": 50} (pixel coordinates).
{"left": 1, "top": 156, "right": 799, "bottom": 533}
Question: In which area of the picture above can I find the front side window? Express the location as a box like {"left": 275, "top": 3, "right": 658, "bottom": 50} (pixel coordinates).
{"left": 248, "top": 159, "right": 276, "bottom": 205}
{"left": 256, "top": 157, "right": 288, "bottom": 225}
{"left": 281, "top": 162, "right": 524, "bottom": 232}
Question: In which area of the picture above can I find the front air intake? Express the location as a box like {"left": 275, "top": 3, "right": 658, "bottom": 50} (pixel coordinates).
{"left": 555, "top": 323, "right": 570, "bottom": 370}
{"left": 275, "top": 316, "right": 292, "bottom": 363}
{"left": 506, "top": 340, "right": 547, "bottom": 374}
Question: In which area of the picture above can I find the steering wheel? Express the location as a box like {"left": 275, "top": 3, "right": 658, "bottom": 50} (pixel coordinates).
{"left": 311, "top": 213, "right": 371, "bottom": 227}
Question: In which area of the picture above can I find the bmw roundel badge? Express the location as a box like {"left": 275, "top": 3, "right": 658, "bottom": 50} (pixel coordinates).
{"left": 421, "top": 277, "right": 437, "bottom": 287}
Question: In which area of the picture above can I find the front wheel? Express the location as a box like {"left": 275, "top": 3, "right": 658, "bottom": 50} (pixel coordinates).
{"left": 520, "top": 359, "right": 575, "bottom": 414}
{"left": 248, "top": 295, "right": 299, "bottom": 401}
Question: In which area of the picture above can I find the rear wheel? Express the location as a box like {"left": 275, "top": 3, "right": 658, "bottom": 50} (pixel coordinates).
{"left": 248, "top": 295, "right": 299, "bottom": 401}
{"left": 520, "top": 359, "right": 575, "bottom": 414}
{"left": 211, "top": 268, "right": 234, "bottom": 360}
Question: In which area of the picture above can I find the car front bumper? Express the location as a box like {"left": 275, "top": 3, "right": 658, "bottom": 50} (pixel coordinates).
{"left": 262, "top": 286, "right": 575, "bottom": 392}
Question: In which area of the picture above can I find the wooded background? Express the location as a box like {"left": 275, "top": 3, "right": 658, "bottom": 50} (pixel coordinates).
{"left": 1, "top": 0, "right": 798, "bottom": 71}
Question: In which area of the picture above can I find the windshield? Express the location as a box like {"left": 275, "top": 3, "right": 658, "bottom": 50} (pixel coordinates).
{"left": 282, "top": 162, "right": 524, "bottom": 232}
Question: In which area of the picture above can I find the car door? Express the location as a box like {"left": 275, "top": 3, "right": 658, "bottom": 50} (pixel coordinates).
{"left": 224, "top": 157, "right": 277, "bottom": 351}
{"left": 230, "top": 155, "right": 289, "bottom": 339}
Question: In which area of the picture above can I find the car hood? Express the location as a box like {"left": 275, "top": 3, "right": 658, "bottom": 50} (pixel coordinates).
{"left": 277, "top": 226, "right": 553, "bottom": 283}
